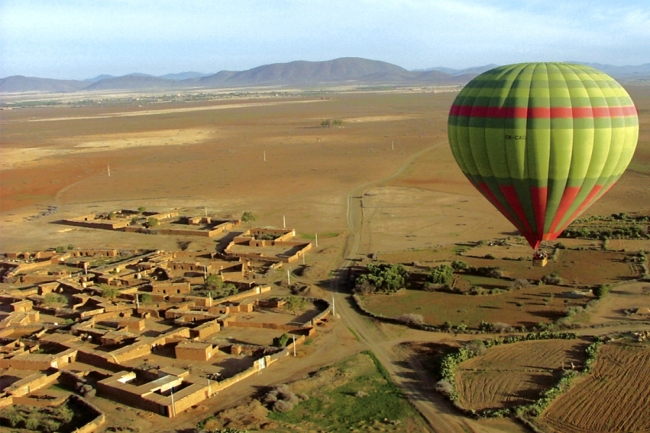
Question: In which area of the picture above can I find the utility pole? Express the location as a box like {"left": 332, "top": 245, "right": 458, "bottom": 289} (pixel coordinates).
{"left": 315, "top": 233, "right": 318, "bottom": 247}
{"left": 107, "top": 165, "right": 111, "bottom": 177}
{"left": 287, "top": 268, "right": 291, "bottom": 286}
{"left": 170, "top": 386, "right": 175, "bottom": 417}
{"left": 283, "top": 215, "right": 286, "bottom": 229}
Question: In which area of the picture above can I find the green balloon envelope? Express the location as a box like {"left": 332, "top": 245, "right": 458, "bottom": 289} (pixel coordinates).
{"left": 448, "top": 62, "right": 639, "bottom": 249}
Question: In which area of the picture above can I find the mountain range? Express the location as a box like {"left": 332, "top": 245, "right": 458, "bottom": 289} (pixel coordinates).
{"left": 1, "top": 57, "right": 648, "bottom": 93}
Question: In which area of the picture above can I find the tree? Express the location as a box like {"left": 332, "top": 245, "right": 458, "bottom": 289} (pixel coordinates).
{"left": 284, "top": 296, "right": 307, "bottom": 313}
{"left": 147, "top": 217, "right": 159, "bottom": 228}
{"left": 354, "top": 263, "right": 408, "bottom": 294}
{"left": 204, "top": 274, "right": 238, "bottom": 298}
{"left": 593, "top": 284, "right": 611, "bottom": 299}
{"left": 138, "top": 206, "right": 146, "bottom": 213}
{"left": 451, "top": 260, "right": 468, "bottom": 271}
{"left": 139, "top": 293, "right": 152, "bottom": 303}
{"left": 273, "top": 333, "right": 290, "bottom": 347}
{"left": 428, "top": 264, "right": 453, "bottom": 286}
{"left": 241, "top": 211, "right": 256, "bottom": 223}
{"left": 101, "top": 285, "right": 119, "bottom": 300}
{"left": 43, "top": 293, "right": 66, "bottom": 305}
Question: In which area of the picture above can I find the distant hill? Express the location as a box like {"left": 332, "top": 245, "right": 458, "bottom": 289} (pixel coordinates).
{"left": 85, "top": 74, "right": 116, "bottom": 83}
{"left": 3, "top": 58, "right": 649, "bottom": 93}
{"left": 159, "top": 71, "right": 209, "bottom": 80}
{"left": 419, "top": 64, "right": 499, "bottom": 76}
{"left": 83, "top": 74, "right": 181, "bottom": 91}
{"left": 571, "top": 62, "right": 650, "bottom": 79}
{"left": 0, "top": 75, "right": 88, "bottom": 93}
{"left": 218, "top": 57, "right": 410, "bottom": 85}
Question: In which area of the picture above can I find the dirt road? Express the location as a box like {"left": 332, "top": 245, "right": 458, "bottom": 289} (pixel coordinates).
{"left": 331, "top": 141, "right": 507, "bottom": 433}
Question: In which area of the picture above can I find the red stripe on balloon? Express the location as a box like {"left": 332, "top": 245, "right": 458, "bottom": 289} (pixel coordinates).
{"left": 499, "top": 186, "right": 534, "bottom": 234}
{"left": 549, "top": 186, "right": 581, "bottom": 234}
{"left": 498, "top": 185, "right": 540, "bottom": 248}
{"left": 530, "top": 186, "right": 548, "bottom": 237}
{"left": 554, "top": 184, "right": 606, "bottom": 236}
{"left": 449, "top": 105, "right": 637, "bottom": 118}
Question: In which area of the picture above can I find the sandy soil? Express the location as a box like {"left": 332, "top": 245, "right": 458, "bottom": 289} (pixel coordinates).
{"left": 14, "top": 99, "right": 325, "bottom": 122}
{"left": 586, "top": 282, "right": 650, "bottom": 325}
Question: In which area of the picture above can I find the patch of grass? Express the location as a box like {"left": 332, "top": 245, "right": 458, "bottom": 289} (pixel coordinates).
{"left": 347, "top": 327, "right": 361, "bottom": 342}
{"left": 299, "top": 232, "right": 340, "bottom": 240}
{"left": 269, "top": 352, "right": 415, "bottom": 431}
{"left": 460, "top": 275, "right": 509, "bottom": 289}
{"left": 453, "top": 244, "right": 471, "bottom": 253}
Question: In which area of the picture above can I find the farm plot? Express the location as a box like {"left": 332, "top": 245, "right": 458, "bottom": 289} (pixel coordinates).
{"left": 584, "top": 282, "right": 650, "bottom": 325}
{"left": 607, "top": 238, "right": 650, "bottom": 252}
{"left": 358, "top": 285, "right": 591, "bottom": 329}
{"left": 539, "top": 342, "right": 650, "bottom": 433}
{"left": 459, "top": 249, "right": 637, "bottom": 285}
{"left": 455, "top": 339, "right": 588, "bottom": 411}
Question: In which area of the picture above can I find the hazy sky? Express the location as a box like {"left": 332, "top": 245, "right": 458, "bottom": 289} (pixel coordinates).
{"left": 1, "top": 0, "right": 649, "bottom": 79}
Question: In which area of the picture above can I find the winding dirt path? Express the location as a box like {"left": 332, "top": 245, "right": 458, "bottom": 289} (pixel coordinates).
{"left": 330, "top": 141, "right": 505, "bottom": 433}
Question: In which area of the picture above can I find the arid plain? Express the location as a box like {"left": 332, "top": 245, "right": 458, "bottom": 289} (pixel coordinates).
{"left": 1, "top": 85, "right": 650, "bottom": 432}
{"left": 2, "top": 87, "right": 649, "bottom": 251}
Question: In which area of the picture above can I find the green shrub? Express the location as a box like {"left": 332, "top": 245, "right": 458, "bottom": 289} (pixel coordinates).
{"left": 43, "top": 293, "right": 66, "bottom": 305}
{"left": 593, "top": 284, "right": 611, "bottom": 299}
{"left": 273, "top": 333, "right": 290, "bottom": 347}
{"left": 355, "top": 263, "right": 408, "bottom": 294}
{"left": 428, "top": 264, "right": 454, "bottom": 286}
{"left": 541, "top": 272, "right": 562, "bottom": 285}
{"left": 451, "top": 260, "right": 468, "bottom": 271}
{"left": 100, "top": 285, "right": 120, "bottom": 300}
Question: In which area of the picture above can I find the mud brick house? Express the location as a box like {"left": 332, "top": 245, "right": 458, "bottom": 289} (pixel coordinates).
{"left": 174, "top": 341, "right": 217, "bottom": 361}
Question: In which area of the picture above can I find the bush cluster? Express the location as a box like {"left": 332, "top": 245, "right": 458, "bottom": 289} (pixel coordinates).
{"left": 397, "top": 313, "right": 424, "bottom": 325}
{"left": 428, "top": 264, "right": 453, "bottom": 286}
{"left": 592, "top": 284, "right": 611, "bottom": 299}
{"left": 261, "top": 384, "right": 308, "bottom": 413}
{"left": 541, "top": 272, "right": 562, "bottom": 285}
{"left": 355, "top": 263, "right": 408, "bottom": 294}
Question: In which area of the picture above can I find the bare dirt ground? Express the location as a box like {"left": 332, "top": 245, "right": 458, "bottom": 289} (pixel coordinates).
{"left": 585, "top": 282, "right": 650, "bottom": 325}
{"left": 1, "top": 85, "right": 650, "bottom": 432}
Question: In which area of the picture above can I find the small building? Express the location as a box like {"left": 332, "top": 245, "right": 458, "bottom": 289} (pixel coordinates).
{"left": 174, "top": 341, "right": 216, "bottom": 361}
{"left": 151, "top": 281, "right": 191, "bottom": 295}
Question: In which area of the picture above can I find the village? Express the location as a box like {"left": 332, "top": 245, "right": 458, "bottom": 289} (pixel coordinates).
{"left": 0, "top": 209, "right": 332, "bottom": 432}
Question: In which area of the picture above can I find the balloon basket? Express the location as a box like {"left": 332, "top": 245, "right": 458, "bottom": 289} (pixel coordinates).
{"left": 532, "top": 257, "right": 548, "bottom": 267}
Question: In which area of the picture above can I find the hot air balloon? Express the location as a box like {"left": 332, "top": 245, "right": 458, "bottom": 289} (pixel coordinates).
{"left": 448, "top": 62, "right": 639, "bottom": 250}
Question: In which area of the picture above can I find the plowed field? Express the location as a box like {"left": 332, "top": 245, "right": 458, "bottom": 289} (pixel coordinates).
{"left": 539, "top": 342, "right": 650, "bottom": 433}
{"left": 455, "top": 339, "right": 588, "bottom": 411}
